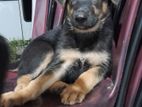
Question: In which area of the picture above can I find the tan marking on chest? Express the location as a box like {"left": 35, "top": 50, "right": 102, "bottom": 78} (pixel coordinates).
{"left": 59, "top": 49, "right": 110, "bottom": 66}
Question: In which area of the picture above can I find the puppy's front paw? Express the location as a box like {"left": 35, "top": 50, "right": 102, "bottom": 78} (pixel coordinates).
{"left": 1, "top": 91, "right": 15, "bottom": 107}
{"left": 0, "top": 91, "right": 23, "bottom": 107}
{"left": 60, "top": 84, "right": 86, "bottom": 105}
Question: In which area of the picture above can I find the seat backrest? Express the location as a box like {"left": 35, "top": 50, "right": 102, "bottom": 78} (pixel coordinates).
{"left": 110, "top": 0, "right": 141, "bottom": 97}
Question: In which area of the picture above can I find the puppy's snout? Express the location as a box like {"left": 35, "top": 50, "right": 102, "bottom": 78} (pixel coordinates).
{"left": 75, "top": 13, "right": 87, "bottom": 23}
{"left": 74, "top": 7, "right": 88, "bottom": 23}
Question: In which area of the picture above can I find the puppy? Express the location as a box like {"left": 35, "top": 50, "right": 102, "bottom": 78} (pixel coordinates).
{"left": 1, "top": 0, "right": 113, "bottom": 106}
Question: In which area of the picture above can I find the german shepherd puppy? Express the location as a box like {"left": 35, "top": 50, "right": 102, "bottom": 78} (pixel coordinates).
{"left": 1, "top": 0, "right": 113, "bottom": 106}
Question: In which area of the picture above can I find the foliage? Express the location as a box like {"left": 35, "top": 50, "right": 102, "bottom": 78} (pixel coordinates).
{"left": 9, "top": 39, "right": 30, "bottom": 63}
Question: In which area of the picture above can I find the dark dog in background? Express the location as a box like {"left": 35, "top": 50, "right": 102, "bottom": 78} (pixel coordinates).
{"left": 1, "top": 0, "right": 113, "bottom": 106}
{"left": 0, "top": 36, "right": 9, "bottom": 95}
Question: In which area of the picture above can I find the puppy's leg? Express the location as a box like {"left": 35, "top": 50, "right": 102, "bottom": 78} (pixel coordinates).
{"left": 48, "top": 81, "right": 69, "bottom": 93}
{"left": 1, "top": 61, "right": 73, "bottom": 107}
{"left": 14, "top": 75, "right": 31, "bottom": 92}
{"left": 14, "top": 50, "right": 53, "bottom": 91}
{"left": 1, "top": 73, "right": 58, "bottom": 107}
{"left": 61, "top": 66, "right": 103, "bottom": 105}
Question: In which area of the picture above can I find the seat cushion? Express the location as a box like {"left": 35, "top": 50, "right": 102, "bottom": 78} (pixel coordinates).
{"left": 3, "top": 71, "right": 115, "bottom": 107}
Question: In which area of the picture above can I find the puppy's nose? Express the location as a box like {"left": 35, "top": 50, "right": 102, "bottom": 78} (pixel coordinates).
{"left": 75, "top": 14, "right": 87, "bottom": 23}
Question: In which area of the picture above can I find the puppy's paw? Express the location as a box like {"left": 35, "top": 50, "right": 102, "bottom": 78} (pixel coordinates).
{"left": 0, "top": 91, "right": 23, "bottom": 107}
{"left": 1, "top": 92, "right": 15, "bottom": 107}
{"left": 60, "top": 84, "right": 86, "bottom": 105}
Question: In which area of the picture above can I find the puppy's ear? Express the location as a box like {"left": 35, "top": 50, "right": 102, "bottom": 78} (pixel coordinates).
{"left": 67, "top": 1, "right": 74, "bottom": 17}
{"left": 101, "top": 0, "right": 109, "bottom": 14}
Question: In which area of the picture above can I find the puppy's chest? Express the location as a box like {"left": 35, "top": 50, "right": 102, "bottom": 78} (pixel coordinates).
{"left": 59, "top": 49, "right": 91, "bottom": 83}
{"left": 59, "top": 49, "right": 108, "bottom": 66}
{"left": 59, "top": 49, "right": 93, "bottom": 71}
{"left": 59, "top": 49, "right": 109, "bottom": 83}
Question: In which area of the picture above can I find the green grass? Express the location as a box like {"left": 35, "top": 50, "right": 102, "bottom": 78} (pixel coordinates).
{"left": 9, "top": 39, "right": 30, "bottom": 63}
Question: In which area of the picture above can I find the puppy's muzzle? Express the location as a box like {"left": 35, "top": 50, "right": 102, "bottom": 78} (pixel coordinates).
{"left": 75, "top": 12, "right": 87, "bottom": 23}
{"left": 74, "top": 8, "right": 88, "bottom": 23}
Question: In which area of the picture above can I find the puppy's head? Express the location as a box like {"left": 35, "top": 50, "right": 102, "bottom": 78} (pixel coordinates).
{"left": 66, "top": 0, "right": 110, "bottom": 32}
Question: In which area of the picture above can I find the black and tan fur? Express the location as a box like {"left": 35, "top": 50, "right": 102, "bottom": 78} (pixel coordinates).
{"left": 1, "top": 0, "right": 113, "bottom": 106}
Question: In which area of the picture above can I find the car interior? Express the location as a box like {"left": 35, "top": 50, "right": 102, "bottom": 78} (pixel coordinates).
{"left": 0, "top": 0, "right": 142, "bottom": 107}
